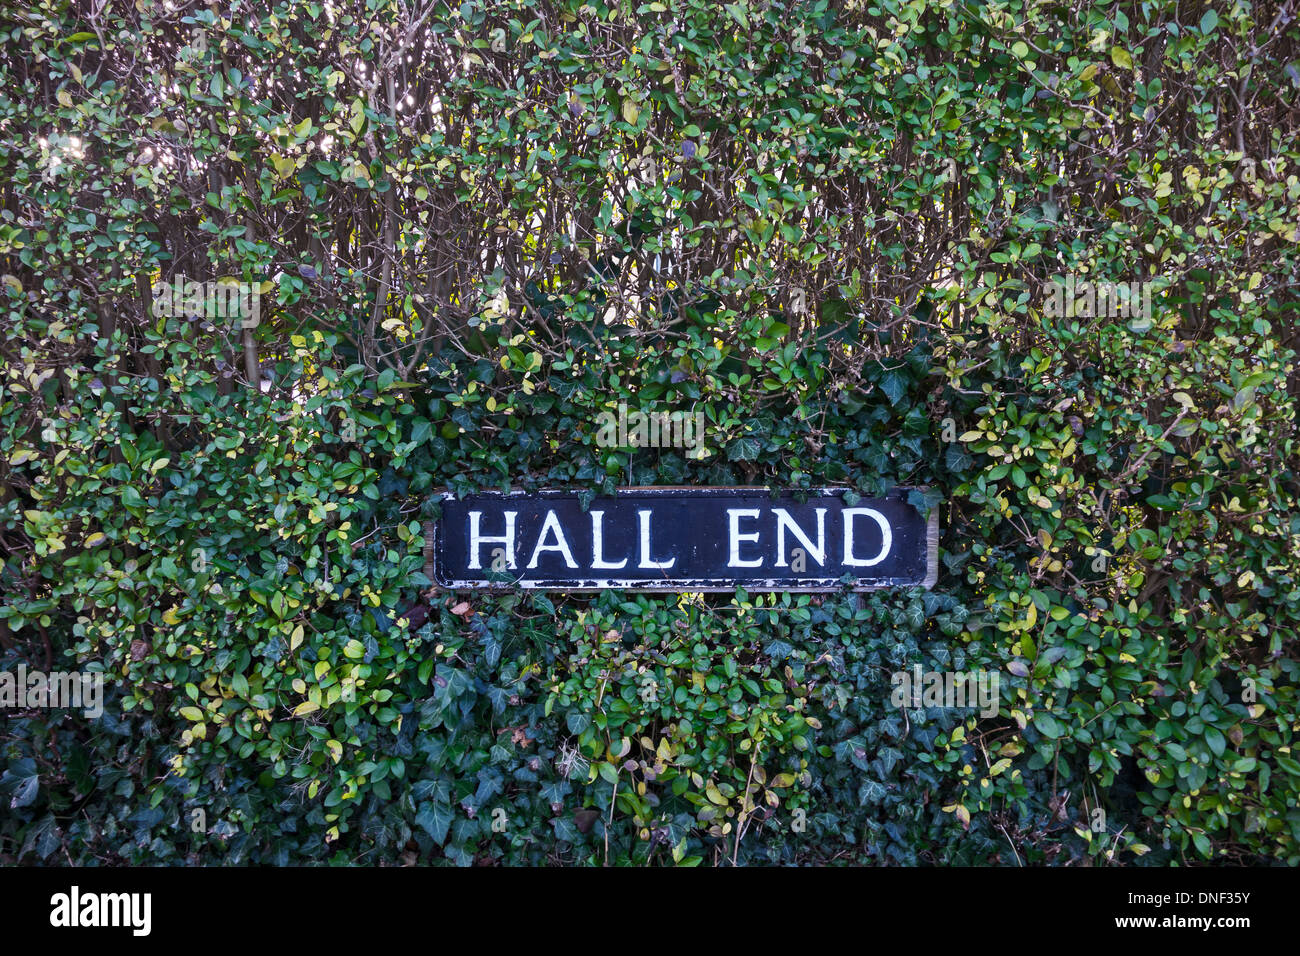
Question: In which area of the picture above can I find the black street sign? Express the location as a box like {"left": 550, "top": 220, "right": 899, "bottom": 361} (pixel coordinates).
{"left": 427, "top": 488, "right": 938, "bottom": 591}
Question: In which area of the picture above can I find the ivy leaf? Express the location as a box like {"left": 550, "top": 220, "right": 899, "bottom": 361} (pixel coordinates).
{"left": 944, "top": 442, "right": 972, "bottom": 472}
{"left": 727, "top": 436, "right": 761, "bottom": 460}
{"left": 1, "top": 759, "right": 40, "bottom": 809}
{"left": 566, "top": 711, "right": 590, "bottom": 735}
{"left": 906, "top": 487, "right": 942, "bottom": 517}
{"left": 878, "top": 367, "right": 907, "bottom": 405}
{"left": 415, "top": 801, "right": 454, "bottom": 845}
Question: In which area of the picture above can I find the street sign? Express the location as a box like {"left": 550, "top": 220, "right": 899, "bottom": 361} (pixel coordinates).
{"left": 426, "top": 487, "right": 937, "bottom": 591}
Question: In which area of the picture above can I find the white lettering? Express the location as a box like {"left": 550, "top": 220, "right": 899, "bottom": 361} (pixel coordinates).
{"left": 526, "top": 510, "right": 579, "bottom": 569}
{"left": 772, "top": 508, "right": 826, "bottom": 568}
{"left": 843, "top": 508, "right": 892, "bottom": 566}
{"left": 467, "top": 511, "right": 517, "bottom": 570}
{"left": 590, "top": 511, "right": 629, "bottom": 569}
{"left": 637, "top": 510, "right": 675, "bottom": 569}
{"left": 727, "top": 509, "right": 763, "bottom": 567}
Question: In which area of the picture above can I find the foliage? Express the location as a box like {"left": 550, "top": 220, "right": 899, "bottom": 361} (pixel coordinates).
{"left": 1, "top": 0, "right": 1297, "bottom": 865}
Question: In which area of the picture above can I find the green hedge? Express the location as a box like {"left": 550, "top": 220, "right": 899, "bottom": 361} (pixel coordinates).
{"left": 1, "top": 0, "right": 1297, "bottom": 865}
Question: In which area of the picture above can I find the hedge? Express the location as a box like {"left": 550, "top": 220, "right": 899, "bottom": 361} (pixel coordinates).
{"left": 1, "top": 0, "right": 1297, "bottom": 865}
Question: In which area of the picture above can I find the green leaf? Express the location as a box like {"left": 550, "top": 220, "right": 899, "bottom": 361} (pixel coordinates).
{"left": 566, "top": 711, "right": 590, "bottom": 735}
{"left": 1204, "top": 727, "right": 1225, "bottom": 757}
{"left": 727, "top": 436, "right": 762, "bottom": 460}
{"left": 724, "top": 3, "right": 749, "bottom": 30}
{"left": 415, "top": 802, "right": 454, "bottom": 844}
{"left": 878, "top": 368, "right": 906, "bottom": 405}
{"left": 1034, "top": 712, "right": 1063, "bottom": 738}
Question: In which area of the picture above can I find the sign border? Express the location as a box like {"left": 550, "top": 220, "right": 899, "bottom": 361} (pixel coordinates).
{"left": 424, "top": 486, "right": 939, "bottom": 593}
